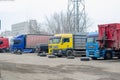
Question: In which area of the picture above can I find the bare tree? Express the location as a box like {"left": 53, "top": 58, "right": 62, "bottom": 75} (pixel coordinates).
{"left": 29, "top": 20, "right": 48, "bottom": 34}
{"left": 45, "top": 12, "right": 67, "bottom": 34}
{"left": 45, "top": 12, "right": 92, "bottom": 34}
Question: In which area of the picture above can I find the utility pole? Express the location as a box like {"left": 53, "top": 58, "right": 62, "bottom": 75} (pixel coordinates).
{"left": 67, "top": 0, "right": 86, "bottom": 33}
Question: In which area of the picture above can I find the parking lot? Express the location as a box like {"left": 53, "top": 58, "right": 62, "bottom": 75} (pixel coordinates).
{"left": 0, "top": 53, "right": 120, "bottom": 80}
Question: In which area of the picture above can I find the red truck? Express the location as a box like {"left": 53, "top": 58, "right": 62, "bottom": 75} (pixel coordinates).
{"left": 98, "top": 23, "right": 120, "bottom": 49}
{"left": 86, "top": 23, "right": 120, "bottom": 60}
{"left": 0, "top": 37, "right": 9, "bottom": 52}
{"left": 97, "top": 23, "right": 120, "bottom": 59}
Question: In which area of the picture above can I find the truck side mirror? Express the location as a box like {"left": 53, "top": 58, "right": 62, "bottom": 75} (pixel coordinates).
{"left": 61, "top": 43, "right": 63, "bottom": 45}
{"left": 61, "top": 39, "right": 64, "bottom": 45}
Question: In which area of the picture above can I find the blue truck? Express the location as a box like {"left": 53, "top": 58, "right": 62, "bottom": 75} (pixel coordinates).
{"left": 10, "top": 34, "right": 51, "bottom": 53}
{"left": 86, "top": 32, "right": 99, "bottom": 60}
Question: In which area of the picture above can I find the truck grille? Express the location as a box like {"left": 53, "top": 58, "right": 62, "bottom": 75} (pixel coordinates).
{"left": 53, "top": 50, "right": 59, "bottom": 53}
{"left": 89, "top": 51, "right": 94, "bottom": 55}
{"left": 88, "top": 46, "right": 95, "bottom": 49}
{"left": 49, "top": 46, "right": 52, "bottom": 48}
{"left": 53, "top": 46, "right": 58, "bottom": 49}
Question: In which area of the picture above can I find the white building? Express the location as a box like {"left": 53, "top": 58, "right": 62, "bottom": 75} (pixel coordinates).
{"left": 12, "top": 20, "right": 39, "bottom": 36}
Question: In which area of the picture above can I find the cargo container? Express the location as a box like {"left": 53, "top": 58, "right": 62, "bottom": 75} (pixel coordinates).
{"left": 86, "top": 23, "right": 120, "bottom": 59}
{"left": 0, "top": 37, "right": 9, "bottom": 52}
{"left": 10, "top": 34, "right": 52, "bottom": 53}
{"left": 49, "top": 33, "right": 86, "bottom": 57}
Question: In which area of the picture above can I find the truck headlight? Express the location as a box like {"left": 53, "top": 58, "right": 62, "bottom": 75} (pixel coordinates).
{"left": 49, "top": 46, "right": 52, "bottom": 48}
{"left": 58, "top": 50, "right": 62, "bottom": 53}
{"left": 54, "top": 46, "right": 58, "bottom": 49}
{"left": 96, "top": 50, "right": 99, "bottom": 54}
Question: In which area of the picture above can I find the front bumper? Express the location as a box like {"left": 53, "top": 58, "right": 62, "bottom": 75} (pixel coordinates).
{"left": 52, "top": 49, "right": 66, "bottom": 56}
{"left": 86, "top": 50, "right": 100, "bottom": 58}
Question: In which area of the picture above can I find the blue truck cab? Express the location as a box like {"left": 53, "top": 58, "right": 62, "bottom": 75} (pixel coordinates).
{"left": 10, "top": 35, "right": 34, "bottom": 53}
{"left": 86, "top": 32, "right": 99, "bottom": 59}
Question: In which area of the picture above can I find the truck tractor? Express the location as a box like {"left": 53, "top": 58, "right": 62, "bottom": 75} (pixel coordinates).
{"left": 48, "top": 33, "right": 86, "bottom": 57}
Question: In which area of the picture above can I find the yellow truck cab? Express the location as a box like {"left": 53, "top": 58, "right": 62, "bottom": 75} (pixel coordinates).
{"left": 48, "top": 33, "right": 86, "bottom": 57}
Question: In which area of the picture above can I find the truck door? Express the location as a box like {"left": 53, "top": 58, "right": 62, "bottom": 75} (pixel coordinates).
{"left": 62, "top": 37, "right": 72, "bottom": 49}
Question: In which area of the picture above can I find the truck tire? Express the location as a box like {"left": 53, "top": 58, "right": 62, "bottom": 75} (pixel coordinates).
{"left": 57, "top": 55, "right": 62, "bottom": 57}
{"left": 104, "top": 51, "right": 112, "bottom": 60}
{"left": 67, "top": 56, "right": 75, "bottom": 59}
{"left": 40, "top": 52, "right": 47, "bottom": 57}
{"left": 91, "top": 57, "right": 97, "bottom": 60}
{"left": 2, "top": 49, "right": 6, "bottom": 53}
{"left": 66, "top": 50, "right": 74, "bottom": 57}
{"left": 118, "top": 55, "right": 120, "bottom": 59}
{"left": 48, "top": 55, "right": 56, "bottom": 58}
{"left": 37, "top": 53, "right": 40, "bottom": 56}
{"left": 80, "top": 57, "right": 90, "bottom": 61}
{"left": 31, "top": 49, "right": 35, "bottom": 53}
{"left": 17, "top": 50, "right": 22, "bottom": 55}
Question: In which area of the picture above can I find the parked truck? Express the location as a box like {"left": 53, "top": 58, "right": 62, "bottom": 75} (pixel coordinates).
{"left": 86, "top": 32, "right": 99, "bottom": 59}
{"left": 0, "top": 37, "right": 9, "bottom": 53}
{"left": 86, "top": 23, "right": 120, "bottom": 59}
{"left": 10, "top": 34, "right": 52, "bottom": 53}
{"left": 48, "top": 33, "right": 86, "bottom": 57}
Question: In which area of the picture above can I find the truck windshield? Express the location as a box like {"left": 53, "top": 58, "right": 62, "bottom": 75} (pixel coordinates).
{"left": 14, "top": 40, "right": 21, "bottom": 44}
{"left": 49, "top": 38, "right": 53, "bottom": 44}
{"left": 87, "top": 37, "right": 94, "bottom": 43}
{"left": 52, "top": 37, "right": 61, "bottom": 44}
{"left": 87, "top": 37, "right": 98, "bottom": 43}
{"left": 95, "top": 37, "right": 98, "bottom": 43}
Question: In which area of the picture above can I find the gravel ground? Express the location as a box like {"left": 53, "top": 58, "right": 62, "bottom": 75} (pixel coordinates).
{"left": 0, "top": 53, "right": 120, "bottom": 80}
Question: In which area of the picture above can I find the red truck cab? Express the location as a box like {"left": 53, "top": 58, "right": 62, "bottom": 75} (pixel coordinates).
{"left": 0, "top": 37, "right": 9, "bottom": 52}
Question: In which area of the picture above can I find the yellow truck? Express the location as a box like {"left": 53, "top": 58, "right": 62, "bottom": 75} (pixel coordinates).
{"left": 48, "top": 33, "right": 86, "bottom": 57}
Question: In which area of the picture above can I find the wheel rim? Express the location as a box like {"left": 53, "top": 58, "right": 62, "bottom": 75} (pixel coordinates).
{"left": 67, "top": 50, "right": 73, "bottom": 56}
{"left": 106, "top": 52, "right": 112, "bottom": 59}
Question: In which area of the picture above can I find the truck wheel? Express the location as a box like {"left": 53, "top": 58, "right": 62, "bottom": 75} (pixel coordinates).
{"left": 66, "top": 50, "right": 73, "bottom": 57}
{"left": 91, "top": 57, "right": 97, "bottom": 60}
{"left": 17, "top": 50, "right": 22, "bottom": 55}
{"left": 80, "top": 57, "right": 90, "bottom": 61}
{"left": 48, "top": 55, "right": 56, "bottom": 58}
{"left": 104, "top": 51, "right": 112, "bottom": 60}
{"left": 37, "top": 53, "right": 40, "bottom": 56}
{"left": 40, "top": 52, "right": 47, "bottom": 57}
{"left": 118, "top": 55, "right": 120, "bottom": 59}
{"left": 2, "top": 49, "right": 6, "bottom": 53}
{"left": 67, "top": 56, "right": 75, "bottom": 59}
{"left": 57, "top": 55, "right": 62, "bottom": 57}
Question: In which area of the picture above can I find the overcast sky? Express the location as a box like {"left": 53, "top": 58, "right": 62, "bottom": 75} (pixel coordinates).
{"left": 0, "top": 0, "right": 120, "bottom": 32}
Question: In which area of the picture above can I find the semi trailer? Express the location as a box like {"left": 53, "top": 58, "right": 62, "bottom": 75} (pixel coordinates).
{"left": 11, "top": 34, "right": 52, "bottom": 53}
